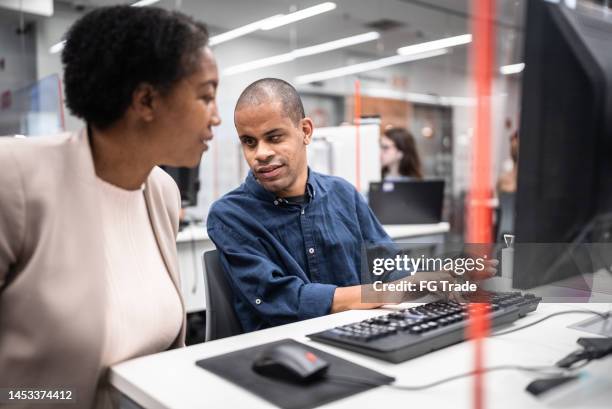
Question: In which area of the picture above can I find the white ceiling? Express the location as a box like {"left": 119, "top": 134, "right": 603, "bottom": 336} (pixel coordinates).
{"left": 56, "top": 0, "right": 525, "bottom": 57}
{"left": 49, "top": 0, "right": 526, "bottom": 81}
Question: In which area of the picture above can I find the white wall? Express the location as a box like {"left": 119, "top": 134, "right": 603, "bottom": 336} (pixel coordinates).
{"left": 35, "top": 4, "right": 83, "bottom": 132}
{"left": 0, "top": 0, "right": 53, "bottom": 16}
{"left": 0, "top": 11, "right": 37, "bottom": 135}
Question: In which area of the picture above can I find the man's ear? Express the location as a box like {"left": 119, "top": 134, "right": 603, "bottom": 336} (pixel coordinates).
{"left": 301, "top": 117, "right": 314, "bottom": 145}
{"left": 131, "top": 83, "right": 158, "bottom": 123}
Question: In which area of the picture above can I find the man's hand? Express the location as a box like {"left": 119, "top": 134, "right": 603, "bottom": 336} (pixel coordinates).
{"left": 414, "top": 258, "right": 499, "bottom": 303}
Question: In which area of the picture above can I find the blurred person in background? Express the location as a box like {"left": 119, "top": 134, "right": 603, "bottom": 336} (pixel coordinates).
{"left": 497, "top": 130, "right": 519, "bottom": 193}
{"left": 0, "top": 6, "right": 220, "bottom": 408}
{"left": 380, "top": 127, "right": 424, "bottom": 181}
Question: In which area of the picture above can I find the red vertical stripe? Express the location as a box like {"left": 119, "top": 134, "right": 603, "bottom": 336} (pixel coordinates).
{"left": 468, "top": 1, "right": 495, "bottom": 409}
{"left": 469, "top": 0, "right": 494, "bottom": 244}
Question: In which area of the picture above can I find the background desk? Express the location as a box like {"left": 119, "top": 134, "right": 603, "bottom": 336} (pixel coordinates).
{"left": 111, "top": 303, "right": 612, "bottom": 409}
{"left": 176, "top": 222, "right": 450, "bottom": 313}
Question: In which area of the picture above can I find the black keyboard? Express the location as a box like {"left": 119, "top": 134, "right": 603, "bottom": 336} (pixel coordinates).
{"left": 307, "top": 292, "right": 541, "bottom": 363}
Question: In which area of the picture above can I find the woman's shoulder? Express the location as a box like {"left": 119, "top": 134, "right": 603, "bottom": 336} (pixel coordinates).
{"left": 148, "top": 166, "right": 181, "bottom": 214}
{"left": 0, "top": 133, "right": 79, "bottom": 187}
{"left": 148, "top": 165, "right": 180, "bottom": 196}
{"left": 0, "top": 132, "right": 74, "bottom": 156}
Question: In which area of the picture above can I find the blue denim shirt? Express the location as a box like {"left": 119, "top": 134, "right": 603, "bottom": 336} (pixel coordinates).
{"left": 207, "top": 169, "right": 393, "bottom": 332}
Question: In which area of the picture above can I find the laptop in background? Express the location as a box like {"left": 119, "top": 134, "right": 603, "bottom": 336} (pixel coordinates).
{"left": 368, "top": 180, "right": 445, "bottom": 224}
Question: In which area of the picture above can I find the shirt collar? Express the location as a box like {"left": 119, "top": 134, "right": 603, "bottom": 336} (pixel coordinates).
{"left": 245, "top": 167, "right": 317, "bottom": 204}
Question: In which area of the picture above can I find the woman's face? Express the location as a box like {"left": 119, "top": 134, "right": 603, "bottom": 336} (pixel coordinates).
{"left": 152, "top": 46, "right": 221, "bottom": 167}
{"left": 380, "top": 135, "right": 403, "bottom": 168}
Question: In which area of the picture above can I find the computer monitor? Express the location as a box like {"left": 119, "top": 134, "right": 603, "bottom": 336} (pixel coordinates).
{"left": 513, "top": 0, "right": 612, "bottom": 290}
{"left": 368, "top": 180, "right": 445, "bottom": 224}
{"left": 161, "top": 165, "right": 200, "bottom": 208}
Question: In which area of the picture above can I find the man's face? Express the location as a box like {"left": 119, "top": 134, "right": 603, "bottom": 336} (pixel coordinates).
{"left": 379, "top": 135, "right": 403, "bottom": 168}
{"left": 234, "top": 101, "right": 312, "bottom": 197}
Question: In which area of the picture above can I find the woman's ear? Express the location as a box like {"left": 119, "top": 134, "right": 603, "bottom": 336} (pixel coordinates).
{"left": 131, "top": 83, "right": 158, "bottom": 123}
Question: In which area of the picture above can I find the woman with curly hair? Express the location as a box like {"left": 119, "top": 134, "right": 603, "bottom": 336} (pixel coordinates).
{"left": 0, "top": 6, "right": 220, "bottom": 408}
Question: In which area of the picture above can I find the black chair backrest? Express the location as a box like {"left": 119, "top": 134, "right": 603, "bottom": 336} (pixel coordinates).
{"left": 202, "top": 250, "right": 243, "bottom": 341}
{"left": 497, "top": 192, "right": 516, "bottom": 243}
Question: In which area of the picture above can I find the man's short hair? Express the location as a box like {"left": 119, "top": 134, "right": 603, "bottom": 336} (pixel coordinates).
{"left": 235, "top": 78, "right": 305, "bottom": 126}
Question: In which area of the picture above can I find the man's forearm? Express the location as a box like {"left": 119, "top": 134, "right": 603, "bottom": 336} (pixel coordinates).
{"left": 331, "top": 269, "right": 462, "bottom": 313}
{"left": 331, "top": 285, "right": 386, "bottom": 313}
{"left": 331, "top": 274, "right": 439, "bottom": 313}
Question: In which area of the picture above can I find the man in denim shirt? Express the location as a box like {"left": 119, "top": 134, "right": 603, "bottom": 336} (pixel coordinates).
{"left": 208, "top": 78, "right": 431, "bottom": 332}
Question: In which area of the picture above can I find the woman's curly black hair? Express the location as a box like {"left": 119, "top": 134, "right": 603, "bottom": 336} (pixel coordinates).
{"left": 61, "top": 6, "right": 209, "bottom": 130}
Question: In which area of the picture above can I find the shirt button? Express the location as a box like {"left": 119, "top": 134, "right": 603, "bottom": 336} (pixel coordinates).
{"left": 255, "top": 298, "right": 262, "bottom": 305}
{"left": 308, "top": 248, "right": 315, "bottom": 255}
{"left": 273, "top": 200, "right": 279, "bottom": 205}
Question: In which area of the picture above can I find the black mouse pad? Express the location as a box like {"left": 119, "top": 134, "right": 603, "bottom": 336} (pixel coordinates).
{"left": 196, "top": 338, "right": 395, "bottom": 409}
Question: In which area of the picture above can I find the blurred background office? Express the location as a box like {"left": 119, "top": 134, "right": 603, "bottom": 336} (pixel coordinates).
{"left": 0, "top": 0, "right": 536, "bottom": 239}
{"left": 6, "top": 0, "right": 612, "bottom": 343}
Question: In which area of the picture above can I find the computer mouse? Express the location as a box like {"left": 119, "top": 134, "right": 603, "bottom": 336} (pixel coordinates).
{"left": 252, "top": 344, "right": 330, "bottom": 383}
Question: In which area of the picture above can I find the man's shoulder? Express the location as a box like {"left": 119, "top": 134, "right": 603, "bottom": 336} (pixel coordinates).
{"left": 312, "top": 171, "right": 358, "bottom": 197}
{"left": 208, "top": 183, "right": 254, "bottom": 220}
{"left": 207, "top": 183, "right": 262, "bottom": 244}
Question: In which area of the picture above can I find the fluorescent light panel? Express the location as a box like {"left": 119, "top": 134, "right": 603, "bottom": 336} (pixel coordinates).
{"left": 131, "top": 0, "right": 161, "bottom": 6}
{"left": 292, "top": 31, "right": 379, "bottom": 58}
{"left": 224, "top": 54, "right": 296, "bottom": 76}
{"left": 210, "top": 2, "right": 336, "bottom": 47}
{"left": 261, "top": 2, "right": 337, "bottom": 30}
{"left": 49, "top": 0, "right": 162, "bottom": 53}
{"left": 295, "top": 49, "right": 448, "bottom": 84}
{"left": 500, "top": 63, "right": 525, "bottom": 75}
{"left": 397, "top": 34, "right": 472, "bottom": 55}
{"left": 223, "top": 31, "right": 380, "bottom": 76}
{"left": 49, "top": 40, "right": 65, "bottom": 54}
{"left": 209, "top": 15, "right": 283, "bottom": 46}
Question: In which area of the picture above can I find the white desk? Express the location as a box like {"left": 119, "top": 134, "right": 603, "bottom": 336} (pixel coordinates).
{"left": 176, "top": 223, "right": 450, "bottom": 313}
{"left": 111, "top": 303, "right": 612, "bottom": 409}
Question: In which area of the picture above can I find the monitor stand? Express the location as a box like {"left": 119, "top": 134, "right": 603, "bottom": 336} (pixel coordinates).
{"left": 568, "top": 314, "right": 612, "bottom": 337}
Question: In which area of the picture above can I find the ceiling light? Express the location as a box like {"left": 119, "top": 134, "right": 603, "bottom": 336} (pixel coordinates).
{"left": 209, "top": 15, "right": 284, "bottom": 46}
{"left": 295, "top": 49, "right": 448, "bottom": 84}
{"left": 500, "top": 63, "right": 525, "bottom": 75}
{"left": 210, "top": 2, "right": 336, "bottom": 47}
{"left": 223, "top": 32, "right": 380, "bottom": 76}
{"left": 224, "top": 54, "right": 296, "bottom": 76}
{"left": 397, "top": 34, "right": 472, "bottom": 55}
{"left": 131, "top": 0, "right": 161, "bottom": 6}
{"left": 292, "top": 31, "right": 379, "bottom": 58}
{"left": 49, "top": 0, "right": 162, "bottom": 54}
{"left": 49, "top": 40, "right": 65, "bottom": 54}
{"left": 260, "top": 2, "right": 337, "bottom": 30}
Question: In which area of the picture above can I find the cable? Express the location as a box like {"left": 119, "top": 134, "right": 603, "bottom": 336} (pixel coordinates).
{"left": 490, "top": 309, "right": 611, "bottom": 337}
{"left": 325, "top": 364, "right": 583, "bottom": 391}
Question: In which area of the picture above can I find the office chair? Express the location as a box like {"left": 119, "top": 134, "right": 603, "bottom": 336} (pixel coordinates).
{"left": 496, "top": 192, "right": 516, "bottom": 243}
{"left": 202, "top": 250, "right": 243, "bottom": 341}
